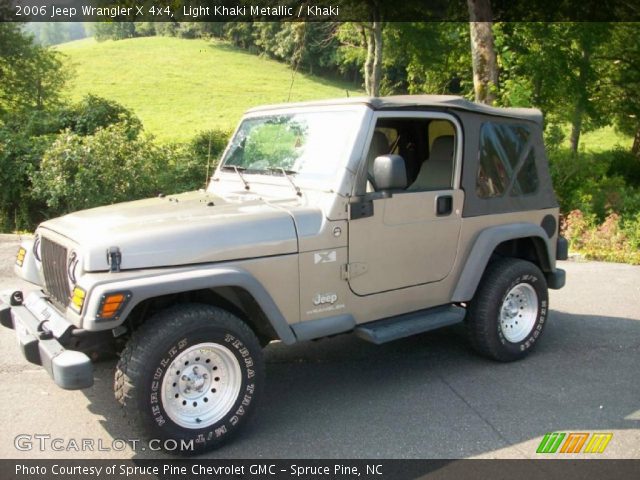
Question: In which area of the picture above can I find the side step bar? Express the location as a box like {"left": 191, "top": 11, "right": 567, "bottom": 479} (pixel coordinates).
{"left": 354, "top": 305, "right": 466, "bottom": 345}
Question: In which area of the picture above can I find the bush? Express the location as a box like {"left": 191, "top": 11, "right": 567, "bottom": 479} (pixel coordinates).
{"left": 29, "top": 125, "right": 230, "bottom": 221}
{"left": 562, "top": 210, "right": 640, "bottom": 264}
{"left": 155, "top": 129, "right": 231, "bottom": 193}
{"left": 622, "top": 211, "right": 640, "bottom": 250}
{"left": 189, "top": 129, "right": 229, "bottom": 167}
{"left": 607, "top": 147, "right": 640, "bottom": 187}
{"left": 155, "top": 22, "right": 179, "bottom": 37}
{"left": 544, "top": 123, "right": 565, "bottom": 153}
{"left": 134, "top": 22, "right": 156, "bottom": 37}
{"left": 0, "top": 128, "right": 53, "bottom": 231}
{"left": 176, "top": 23, "right": 200, "bottom": 39}
{"left": 549, "top": 148, "right": 640, "bottom": 219}
{"left": 58, "top": 94, "right": 142, "bottom": 138}
{"left": 31, "top": 124, "right": 165, "bottom": 216}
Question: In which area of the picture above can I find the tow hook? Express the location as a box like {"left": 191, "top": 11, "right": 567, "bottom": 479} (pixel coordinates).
{"left": 10, "top": 290, "right": 23, "bottom": 306}
{"left": 34, "top": 318, "right": 54, "bottom": 340}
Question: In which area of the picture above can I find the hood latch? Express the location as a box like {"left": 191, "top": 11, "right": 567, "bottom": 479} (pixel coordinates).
{"left": 106, "top": 246, "right": 122, "bottom": 273}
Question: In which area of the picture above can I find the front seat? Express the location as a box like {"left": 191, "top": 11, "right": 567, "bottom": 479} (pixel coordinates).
{"left": 366, "top": 131, "right": 390, "bottom": 192}
{"left": 408, "top": 136, "right": 454, "bottom": 191}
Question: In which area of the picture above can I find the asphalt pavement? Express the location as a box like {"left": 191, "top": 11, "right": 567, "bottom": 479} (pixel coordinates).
{"left": 0, "top": 234, "right": 638, "bottom": 459}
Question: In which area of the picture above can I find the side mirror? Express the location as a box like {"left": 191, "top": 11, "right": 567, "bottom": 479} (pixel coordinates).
{"left": 373, "top": 154, "right": 407, "bottom": 192}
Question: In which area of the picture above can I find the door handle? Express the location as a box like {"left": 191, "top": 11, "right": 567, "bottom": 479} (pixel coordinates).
{"left": 436, "top": 195, "right": 453, "bottom": 216}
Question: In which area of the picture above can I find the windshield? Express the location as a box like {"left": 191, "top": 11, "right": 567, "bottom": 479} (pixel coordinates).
{"left": 220, "top": 110, "right": 358, "bottom": 185}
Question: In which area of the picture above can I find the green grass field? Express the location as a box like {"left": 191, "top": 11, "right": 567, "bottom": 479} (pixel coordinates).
{"left": 576, "top": 125, "right": 632, "bottom": 152}
{"left": 57, "top": 36, "right": 359, "bottom": 143}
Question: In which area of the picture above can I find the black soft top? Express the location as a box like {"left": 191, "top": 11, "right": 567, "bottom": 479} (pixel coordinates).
{"left": 247, "top": 95, "right": 543, "bottom": 125}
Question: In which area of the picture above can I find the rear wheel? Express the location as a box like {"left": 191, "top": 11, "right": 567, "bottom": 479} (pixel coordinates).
{"left": 114, "top": 303, "right": 264, "bottom": 455}
{"left": 467, "top": 258, "right": 549, "bottom": 362}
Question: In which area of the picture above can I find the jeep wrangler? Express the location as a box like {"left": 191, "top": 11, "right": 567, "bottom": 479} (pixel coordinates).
{"left": 1, "top": 95, "right": 567, "bottom": 454}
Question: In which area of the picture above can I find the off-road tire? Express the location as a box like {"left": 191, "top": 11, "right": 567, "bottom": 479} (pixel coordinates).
{"left": 467, "top": 258, "right": 549, "bottom": 362}
{"left": 114, "top": 303, "right": 264, "bottom": 455}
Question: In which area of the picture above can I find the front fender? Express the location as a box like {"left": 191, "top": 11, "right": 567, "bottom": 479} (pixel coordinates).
{"left": 81, "top": 266, "right": 297, "bottom": 344}
{"left": 451, "top": 223, "right": 553, "bottom": 303}
{"left": 14, "top": 238, "right": 41, "bottom": 286}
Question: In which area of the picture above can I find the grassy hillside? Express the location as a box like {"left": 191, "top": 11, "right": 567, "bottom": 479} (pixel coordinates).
{"left": 575, "top": 125, "right": 632, "bottom": 152}
{"left": 57, "top": 36, "right": 631, "bottom": 150}
{"left": 57, "top": 37, "right": 358, "bottom": 143}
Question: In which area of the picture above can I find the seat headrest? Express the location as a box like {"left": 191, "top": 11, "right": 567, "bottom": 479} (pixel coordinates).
{"left": 370, "top": 131, "right": 389, "bottom": 156}
{"left": 430, "top": 136, "right": 454, "bottom": 162}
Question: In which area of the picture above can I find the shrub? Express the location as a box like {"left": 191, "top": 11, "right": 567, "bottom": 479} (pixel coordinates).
{"left": 544, "top": 123, "right": 565, "bottom": 153}
{"left": 0, "top": 128, "right": 53, "bottom": 231}
{"left": 622, "top": 212, "right": 640, "bottom": 250}
{"left": 189, "top": 129, "right": 229, "bottom": 167}
{"left": 58, "top": 94, "right": 142, "bottom": 138}
{"left": 29, "top": 125, "right": 231, "bottom": 221}
{"left": 31, "top": 124, "right": 164, "bottom": 216}
{"left": 607, "top": 147, "right": 640, "bottom": 187}
{"left": 549, "top": 148, "right": 640, "bottom": 219}
{"left": 155, "top": 22, "right": 179, "bottom": 37}
{"left": 155, "top": 129, "right": 231, "bottom": 194}
{"left": 562, "top": 210, "right": 640, "bottom": 265}
{"left": 134, "top": 22, "right": 156, "bottom": 37}
{"left": 176, "top": 23, "right": 200, "bottom": 39}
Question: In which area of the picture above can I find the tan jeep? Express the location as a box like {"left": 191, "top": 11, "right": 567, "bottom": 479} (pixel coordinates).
{"left": 1, "top": 95, "right": 567, "bottom": 454}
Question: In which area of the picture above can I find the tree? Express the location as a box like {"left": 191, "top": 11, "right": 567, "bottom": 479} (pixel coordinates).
{"left": 467, "top": 0, "right": 498, "bottom": 104}
{"left": 92, "top": 22, "right": 136, "bottom": 41}
{"left": 334, "top": 2, "right": 384, "bottom": 96}
{"left": 0, "top": 23, "right": 67, "bottom": 117}
{"left": 495, "top": 23, "right": 611, "bottom": 153}
{"left": 384, "top": 22, "right": 471, "bottom": 95}
{"left": 605, "top": 23, "right": 640, "bottom": 159}
{"left": 564, "top": 24, "right": 611, "bottom": 153}
{"left": 362, "top": 17, "right": 383, "bottom": 96}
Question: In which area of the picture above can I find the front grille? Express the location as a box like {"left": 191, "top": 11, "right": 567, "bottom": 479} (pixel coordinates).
{"left": 41, "top": 237, "right": 71, "bottom": 309}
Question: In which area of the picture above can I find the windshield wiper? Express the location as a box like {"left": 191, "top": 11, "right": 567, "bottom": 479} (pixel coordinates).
{"left": 269, "top": 167, "right": 302, "bottom": 197}
{"left": 221, "top": 165, "right": 250, "bottom": 191}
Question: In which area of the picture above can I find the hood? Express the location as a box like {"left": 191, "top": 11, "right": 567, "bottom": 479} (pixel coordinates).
{"left": 39, "top": 191, "right": 299, "bottom": 271}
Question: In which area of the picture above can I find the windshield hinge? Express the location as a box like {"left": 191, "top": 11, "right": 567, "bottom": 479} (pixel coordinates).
{"left": 341, "top": 262, "right": 367, "bottom": 281}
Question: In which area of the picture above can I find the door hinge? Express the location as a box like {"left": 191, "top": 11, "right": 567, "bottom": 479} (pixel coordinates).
{"left": 341, "top": 262, "right": 368, "bottom": 280}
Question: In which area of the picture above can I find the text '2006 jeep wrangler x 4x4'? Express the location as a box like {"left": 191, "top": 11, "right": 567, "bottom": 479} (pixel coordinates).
{"left": 2, "top": 95, "right": 567, "bottom": 454}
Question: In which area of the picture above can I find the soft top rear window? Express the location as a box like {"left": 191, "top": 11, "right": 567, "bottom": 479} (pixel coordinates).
{"left": 476, "top": 122, "right": 539, "bottom": 199}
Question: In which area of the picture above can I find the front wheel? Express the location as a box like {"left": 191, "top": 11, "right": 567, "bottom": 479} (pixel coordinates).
{"left": 114, "top": 304, "right": 264, "bottom": 455}
{"left": 467, "top": 258, "right": 549, "bottom": 362}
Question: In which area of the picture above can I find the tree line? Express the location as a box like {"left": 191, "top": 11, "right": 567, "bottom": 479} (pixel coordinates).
{"left": 2, "top": 18, "right": 639, "bottom": 262}
{"left": 94, "top": 18, "right": 640, "bottom": 159}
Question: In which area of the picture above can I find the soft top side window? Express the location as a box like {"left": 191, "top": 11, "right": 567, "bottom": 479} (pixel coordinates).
{"left": 362, "top": 117, "right": 456, "bottom": 194}
{"left": 476, "top": 122, "right": 539, "bottom": 199}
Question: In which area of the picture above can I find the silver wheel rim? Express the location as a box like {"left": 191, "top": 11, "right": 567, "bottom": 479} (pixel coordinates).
{"left": 160, "top": 342, "right": 242, "bottom": 429}
{"left": 499, "top": 283, "right": 538, "bottom": 343}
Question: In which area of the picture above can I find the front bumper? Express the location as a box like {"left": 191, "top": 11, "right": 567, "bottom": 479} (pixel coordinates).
{"left": 0, "top": 291, "right": 93, "bottom": 390}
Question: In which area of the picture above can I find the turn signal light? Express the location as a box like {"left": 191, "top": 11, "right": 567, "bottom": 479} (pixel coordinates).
{"left": 97, "top": 292, "right": 130, "bottom": 320}
{"left": 15, "top": 247, "right": 26, "bottom": 267}
{"left": 70, "top": 286, "right": 86, "bottom": 313}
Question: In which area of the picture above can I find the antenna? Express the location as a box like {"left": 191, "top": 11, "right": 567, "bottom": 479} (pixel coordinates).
{"left": 287, "top": 23, "right": 306, "bottom": 102}
{"left": 205, "top": 130, "right": 213, "bottom": 188}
